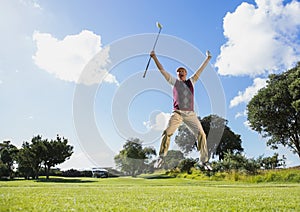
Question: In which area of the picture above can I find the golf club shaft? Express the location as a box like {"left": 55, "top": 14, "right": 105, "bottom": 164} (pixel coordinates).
{"left": 143, "top": 57, "right": 152, "bottom": 78}
{"left": 151, "top": 28, "right": 162, "bottom": 51}
{"left": 143, "top": 27, "right": 162, "bottom": 78}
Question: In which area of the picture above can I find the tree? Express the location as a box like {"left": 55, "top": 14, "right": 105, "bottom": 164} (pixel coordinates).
{"left": 247, "top": 63, "right": 300, "bottom": 158}
{"left": 17, "top": 136, "right": 45, "bottom": 179}
{"left": 202, "top": 115, "right": 244, "bottom": 160}
{"left": 41, "top": 135, "right": 73, "bottom": 179}
{"left": 257, "top": 153, "right": 286, "bottom": 169}
{"left": 0, "top": 141, "right": 19, "bottom": 179}
{"left": 175, "top": 115, "right": 243, "bottom": 160}
{"left": 114, "top": 138, "right": 156, "bottom": 177}
{"left": 0, "top": 161, "right": 9, "bottom": 177}
{"left": 17, "top": 135, "right": 73, "bottom": 179}
{"left": 17, "top": 142, "right": 35, "bottom": 179}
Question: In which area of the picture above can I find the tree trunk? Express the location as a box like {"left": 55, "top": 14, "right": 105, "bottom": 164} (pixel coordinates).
{"left": 295, "top": 139, "right": 300, "bottom": 159}
{"left": 46, "top": 166, "right": 50, "bottom": 179}
{"left": 34, "top": 167, "right": 39, "bottom": 179}
{"left": 33, "top": 167, "right": 40, "bottom": 180}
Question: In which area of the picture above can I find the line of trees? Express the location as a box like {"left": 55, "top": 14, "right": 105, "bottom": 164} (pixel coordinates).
{"left": 2, "top": 64, "right": 297, "bottom": 179}
{"left": 114, "top": 138, "right": 286, "bottom": 177}
{"left": 0, "top": 135, "right": 73, "bottom": 179}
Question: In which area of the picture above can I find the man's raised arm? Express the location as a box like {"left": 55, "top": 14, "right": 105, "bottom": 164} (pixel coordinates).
{"left": 191, "top": 51, "right": 212, "bottom": 82}
{"left": 150, "top": 51, "right": 171, "bottom": 81}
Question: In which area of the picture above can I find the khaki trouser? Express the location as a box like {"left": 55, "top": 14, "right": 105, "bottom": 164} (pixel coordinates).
{"left": 159, "top": 110, "right": 208, "bottom": 163}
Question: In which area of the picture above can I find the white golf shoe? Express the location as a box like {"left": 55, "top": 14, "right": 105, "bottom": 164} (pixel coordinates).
{"left": 203, "top": 162, "right": 212, "bottom": 171}
{"left": 154, "top": 157, "right": 164, "bottom": 169}
{"left": 196, "top": 161, "right": 212, "bottom": 171}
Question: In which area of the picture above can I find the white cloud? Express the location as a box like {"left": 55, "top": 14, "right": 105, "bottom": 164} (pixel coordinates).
{"left": 243, "top": 120, "right": 251, "bottom": 130}
{"left": 216, "top": 0, "right": 300, "bottom": 76}
{"left": 235, "top": 110, "right": 247, "bottom": 119}
{"left": 32, "top": 30, "right": 119, "bottom": 86}
{"left": 143, "top": 112, "right": 171, "bottom": 131}
{"left": 230, "top": 77, "right": 267, "bottom": 108}
{"left": 19, "top": 0, "right": 42, "bottom": 10}
{"left": 33, "top": 2, "right": 42, "bottom": 10}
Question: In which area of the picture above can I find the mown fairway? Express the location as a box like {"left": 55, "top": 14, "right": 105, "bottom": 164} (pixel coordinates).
{"left": 1, "top": 177, "right": 299, "bottom": 211}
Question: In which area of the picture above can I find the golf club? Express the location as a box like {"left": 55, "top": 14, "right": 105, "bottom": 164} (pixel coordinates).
{"left": 143, "top": 22, "right": 163, "bottom": 78}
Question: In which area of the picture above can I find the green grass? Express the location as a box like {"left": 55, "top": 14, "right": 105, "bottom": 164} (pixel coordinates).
{"left": 1, "top": 176, "right": 300, "bottom": 211}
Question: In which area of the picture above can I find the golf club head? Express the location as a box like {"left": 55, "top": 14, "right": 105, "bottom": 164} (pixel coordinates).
{"left": 206, "top": 50, "right": 212, "bottom": 57}
{"left": 156, "top": 22, "right": 163, "bottom": 29}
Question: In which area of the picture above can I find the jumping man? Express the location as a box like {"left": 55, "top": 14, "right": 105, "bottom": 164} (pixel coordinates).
{"left": 150, "top": 50, "right": 212, "bottom": 170}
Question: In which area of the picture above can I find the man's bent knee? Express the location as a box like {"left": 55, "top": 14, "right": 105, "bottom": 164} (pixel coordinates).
{"left": 162, "top": 130, "right": 173, "bottom": 137}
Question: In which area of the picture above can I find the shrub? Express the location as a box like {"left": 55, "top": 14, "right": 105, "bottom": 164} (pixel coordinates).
{"left": 177, "top": 158, "right": 197, "bottom": 173}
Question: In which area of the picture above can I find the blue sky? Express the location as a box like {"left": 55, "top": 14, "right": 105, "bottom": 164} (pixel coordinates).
{"left": 0, "top": 0, "right": 299, "bottom": 169}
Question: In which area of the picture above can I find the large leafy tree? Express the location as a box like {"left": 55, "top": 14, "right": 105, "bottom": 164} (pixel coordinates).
{"left": 114, "top": 138, "right": 156, "bottom": 177}
{"left": 41, "top": 135, "right": 73, "bottom": 179}
{"left": 17, "top": 141, "right": 36, "bottom": 179}
{"left": 202, "top": 115, "right": 244, "bottom": 160}
{"left": 0, "top": 141, "right": 19, "bottom": 178}
{"left": 17, "top": 136, "right": 47, "bottom": 179}
{"left": 17, "top": 135, "right": 73, "bottom": 179}
{"left": 175, "top": 115, "right": 243, "bottom": 160}
{"left": 247, "top": 63, "right": 300, "bottom": 158}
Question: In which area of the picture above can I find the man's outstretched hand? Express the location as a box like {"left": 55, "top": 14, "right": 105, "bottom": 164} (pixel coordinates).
{"left": 150, "top": 50, "right": 156, "bottom": 58}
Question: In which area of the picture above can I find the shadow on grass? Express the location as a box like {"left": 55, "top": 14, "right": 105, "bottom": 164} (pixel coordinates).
{"left": 35, "top": 178, "right": 96, "bottom": 183}
{"left": 140, "top": 174, "right": 175, "bottom": 179}
{"left": 0, "top": 178, "right": 25, "bottom": 181}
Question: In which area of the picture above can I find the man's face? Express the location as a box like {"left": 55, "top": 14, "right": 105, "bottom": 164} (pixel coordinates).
{"left": 177, "top": 68, "right": 187, "bottom": 81}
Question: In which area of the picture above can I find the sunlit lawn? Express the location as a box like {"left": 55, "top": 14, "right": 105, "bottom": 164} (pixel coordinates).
{"left": 1, "top": 177, "right": 299, "bottom": 211}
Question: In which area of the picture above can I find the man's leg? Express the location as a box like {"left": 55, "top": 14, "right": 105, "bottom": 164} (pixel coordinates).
{"left": 158, "top": 111, "right": 182, "bottom": 157}
{"left": 183, "top": 112, "right": 208, "bottom": 163}
{"left": 154, "top": 111, "right": 182, "bottom": 168}
{"left": 197, "top": 130, "right": 209, "bottom": 163}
